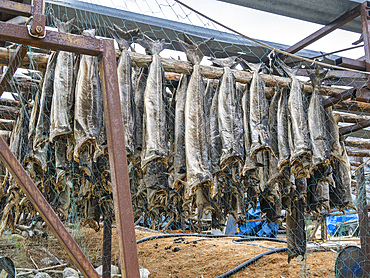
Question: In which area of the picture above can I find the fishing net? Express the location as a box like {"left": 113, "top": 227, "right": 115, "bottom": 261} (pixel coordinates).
{"left": 0, "top": 0, "right": 369, "bottom": 277}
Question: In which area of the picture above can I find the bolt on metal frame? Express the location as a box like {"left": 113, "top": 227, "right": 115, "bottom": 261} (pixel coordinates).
{"left": 0, "top": 0, "right": 140, "bottom": 277}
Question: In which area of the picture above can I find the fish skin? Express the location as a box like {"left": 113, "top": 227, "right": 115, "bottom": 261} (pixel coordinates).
{"left": 288, "top": 74, "right": 311, "bottom": 178}
{"left": 134, "top": 67, "right": 148, "bottom": 160}
{"left": 73, "top": 29, "right": 103, "bottom": 161}
{"left": 277, "top": 88, "right": 290, "bottom": 171}
{"left": 247, "top": 63, "right": 274, "bottom": 159}
{"left": 287, "top": 177, "right": 307, "bottom": 263}
{"left": 217, "top": 67, "right": 244, "bottom": 170}
{"left": 308, "top": 77, "right": 330, "bottom": 171}
{"left": 325, "top": 107, "right": 345, "bottom": 163}
{"left": 109, "top": 27, "right": 141, "bottom": 161}
{"left": 34, "top": 51, "right": 57, "bottom": 149}
{"left": 330, "top": 141, "right": 355, "bottom": 211}
{"left": 241, "top": 84, "right": 261, "bottom": 181}
{"left": 28, "top": 88, "right": 40, "bottom": 140}
{"left": 210, "top": 82, "right": 222, "bottom": 174}
{"left": 140, "top": 40, "right": 168, "bottom": 168}
{"left": 173, "top": 74, "right": 190, "bottom": 190}
{"left": 184, "top": 64, "right": 213, "bottom": 197}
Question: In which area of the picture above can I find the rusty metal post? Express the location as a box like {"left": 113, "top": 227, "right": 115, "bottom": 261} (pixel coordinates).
{"left": 355, "top": 157, "right": 370, "bottom": 276}
{"left": 98, "top": 38, "right": 140, "bottom": 278}
{"left": 102, "top": 212, "right": 112, "bottom": 278}
{"left": 0, "top": 137, "right": 99, "bottom": 278}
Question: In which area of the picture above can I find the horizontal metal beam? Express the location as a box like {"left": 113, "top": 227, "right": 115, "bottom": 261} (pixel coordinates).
{"left": 0, "top": 0, "right": 32, "bottom": 17}
{"left": 285, "top": 4, "right": 361, "bottom": 54}
{"left": 0, "top": 22, "right": 103, "bottom": 56}
{"left": 335, "top": 57, "right": 366, "bottom": 71}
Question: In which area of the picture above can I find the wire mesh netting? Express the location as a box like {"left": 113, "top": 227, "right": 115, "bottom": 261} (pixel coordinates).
{"left": 0, "top": 0, "right": 370, "bottom": 277}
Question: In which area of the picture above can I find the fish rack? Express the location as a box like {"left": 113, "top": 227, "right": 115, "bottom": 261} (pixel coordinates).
{"left": 1, "top": 0, "right": 370, "bottom": 277}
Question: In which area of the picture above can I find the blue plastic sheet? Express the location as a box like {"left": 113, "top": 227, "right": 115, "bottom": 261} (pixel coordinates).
{"left": 327, "top": 210, "right": 358, "bottom": 236}
{"left": 237, "top": 203, "right": 279, "bottom": 238}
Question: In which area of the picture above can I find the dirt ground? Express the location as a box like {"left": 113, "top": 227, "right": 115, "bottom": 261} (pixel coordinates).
{"left": 0, "top": 226, "right": 348, "bottom": 277}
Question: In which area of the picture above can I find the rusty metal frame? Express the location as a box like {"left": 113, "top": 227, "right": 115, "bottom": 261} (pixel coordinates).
{"left": 284, "top": 4, "right": 361, "bottom": 54}
{"left": 0, "top": 1, "right": 140, "bottom": 277}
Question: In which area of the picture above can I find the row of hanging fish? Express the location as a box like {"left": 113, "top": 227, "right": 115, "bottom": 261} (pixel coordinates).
{"left": 0, "top": 19, "right": 355, "bottom": 262}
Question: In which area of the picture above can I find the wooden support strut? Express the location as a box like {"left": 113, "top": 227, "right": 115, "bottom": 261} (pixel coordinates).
{"left": 0, "top": 44, "right": 28, "bottom": 96}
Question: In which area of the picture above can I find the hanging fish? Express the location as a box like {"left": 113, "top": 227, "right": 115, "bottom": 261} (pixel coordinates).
{"left": 330, "top": 141, "right": 355, "bottom": 211}
{"left": 280, "top": 62, "right": 311, "bottom": 178}
{"left": 172, "top": 74, "right": 190, "bottom": 190}
{"left": 286, "top": 177, "right": 307, "bottom": 263}
{"left": 240, "top": 59, "right": 274, "bottom": 159}
{"left": 34, "top": 51, "right": 57, "bottom": 149}
{"left": 209, "top": 57, "right": 244, "bottom": 170}
{"left": 277, "top": 88, "right": 291, "bottom": 171}
{"left": 108, "top": 26, "right": 140, "bottom": 162}
{"left": 326, "top": 106, "right": 345, "bottom": 163}
{"left": 73, "top": 29, "right": 103, "bottom": 161}
{"left": 178, "top": 34, "right": 214, "bottom": 198}
{"left": 308, "top": 71, "right": 330, "bottom": 172}
{"left": 241, "top": 83, "right": 261, "bottom": 182}
{"left": 137, "top": 35, "right": 168, "bottom": 168}
{"left": 49, "top": 17, "right": 75, "bottom": 143}
{"left": 133, "top": 67, "right": 148, "bottom": 162}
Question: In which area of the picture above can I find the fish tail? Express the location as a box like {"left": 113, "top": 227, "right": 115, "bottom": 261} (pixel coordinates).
{"left": 53, "top": 16, "right": 75, "bottom": 33}
{"left": 108, "top": 26, "right": 140, "bottom": 50}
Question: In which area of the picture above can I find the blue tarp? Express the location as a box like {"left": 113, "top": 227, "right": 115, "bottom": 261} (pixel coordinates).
{"left": 327, "top": 209, "right": 358, "bottom": 236}
{"left": 237, "top": 203, "right": 279, "bottom": 238}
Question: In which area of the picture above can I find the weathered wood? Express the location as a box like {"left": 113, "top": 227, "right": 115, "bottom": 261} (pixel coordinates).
{"left": 347, "top": 147, "right": 370, "bottom": 157}
{"left": 0, "top": 44, "right": 28, "bottom": 95}
{"left": 0, "top": 104, "right": 18, "bottom": 120}
{"left": 0, "top": 47, "right": 347, "bottom": 97}
{"left": 0, "top": 119, "right": 14, "bottom": 130}
{"left": 334, "top": 100, "right": 370, "bottom": 114}
{"left": 340, "top": 119, "right": 370, "bottom": 136}
{"left": 333, "top": 111, "right": 370, "bottom": 123}
{"left": 323, "top": 88, "right": 355, "bottom": 108}
{"left": 345, "top": 137, "right": 370, "bottom": 149}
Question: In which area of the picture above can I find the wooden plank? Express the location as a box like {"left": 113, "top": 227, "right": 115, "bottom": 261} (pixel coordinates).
{"left": 0, "top": 44, "right": 28, "bottom": 95}
{"left": 322, "top": 88, "right": 355, "bottom": 108}
{"left": 333, "top": 111, "right": 370, "bottom": 123}
{"left": 348, "top": 147, "right": 370, "bottom": 157}
{"left": 0, "top": 104, "right": 18, "bottom": 120}
{"left": 0, "top": 119, "right": 14, "bottom": 130}
{"left": 339, "top": 119, "right": 370, "bottom": 136}
{"left": 285, "top": 4, "right": 361, "bottom": 54}
{"left": 334, "top": 100, "right": 370, "bottom": 114}
{"left": 345, "top": 137, "right": 370, "bottom": 149}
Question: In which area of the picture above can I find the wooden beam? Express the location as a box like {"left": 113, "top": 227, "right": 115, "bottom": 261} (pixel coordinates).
{"left": 345, "top": 137, "right": 370, "bottom": 149}
{"left": 333, "top": 111, "right": 370, "bottom": 123}
{"left": 339, "top": 119, "right": 370, "bottom": 136}
{"left": 0, "top": 44, "right": 28, "bottom": 95}
{"left": 0, "top": 119, "right": 14, "bottom": 130}
{"left": 284, "top": 4, "right": 361, "bottom": 54}
{"left": 347, "top": 147, "right": 370, "bottom": 157}
{"left": 334, "top": 100, "right": 370, "bottom": 114}
{"left": 322, "top": 88, "right": 355, "bottom": 108}
{"left": 0, "top": 46, "right": 347, "bottom": 98}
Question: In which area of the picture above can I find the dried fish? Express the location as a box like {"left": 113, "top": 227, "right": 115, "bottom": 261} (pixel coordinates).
{"left": 134, "top": 67, "right": 148, "bottom": 161}
{"left": 34, "top": 51, "right": 57, "bottom": 149}
{"left": 138, "top": 37, "right": 168, "bottom": 168}
{"left": 282, "top": 63, "right": 311, "bottom": 178}
{"left": 173, "top": 74, "right": 190, "bottom": 190}
{"left": 242, "top": 61, "right": 274, "bottom": 159}
{"left": 211, "top": 57, "right": 244, "bottom": 170}
{"left": 277, "top": 88, "right": 290, "bottom": 171}
{"left": 308, "top": 73, "right": 330, "bottom": 171}
{"left": 326, "top": 106, "right": 345, "bottom": 162}
{"left": 287, "top": 177, "right": 307, "bottom": 263}
{"left": 178, "top": 35, "right": 213, "bottom": 197}
{"left": 108, "top": 26, "right": 140, "bottom": 161}
{"left": 241, "top": 83, "right": 261, "bottom": 181}
{"left": 74, "top": 29, "right": 103, "bottom": 161}
{"left": 49, "top": 18, "right": 75, "bottom": 143}
{"left": 330, "top": 141, "right": 355, "bottom": 211}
